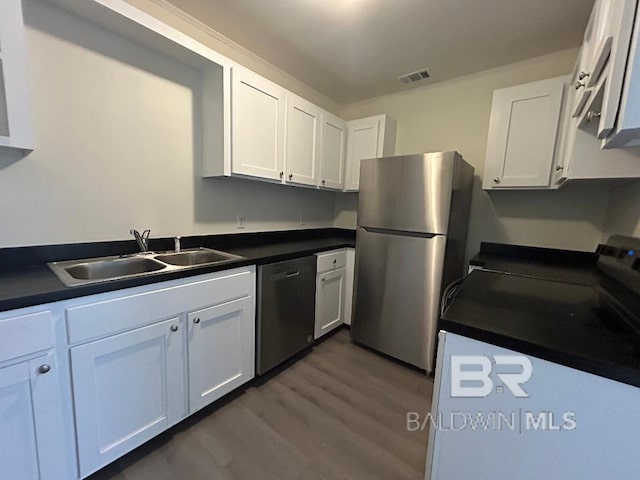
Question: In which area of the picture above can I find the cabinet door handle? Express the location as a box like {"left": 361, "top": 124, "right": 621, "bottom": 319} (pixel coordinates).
{"left": 322, "top": 179, "right": 326, "bottom": 185}
{"left": 575, "top": 81, "right": 586, "bottom": 90}
{"left": 279, "top": 171, "right": 284, "bottom": 178}
{"left": 170, "top": 325, "right": 179, "bottom": 332}
{"left": 493, "top": 177, "right": 500, "bottom": 184}
{"left": 193, "top": 318, "right": 201, "bottom": 324}
{"left": 37, "top": 364, "right": 51, "bottom": 374}
{"left": 288, "top": 174, "right": 293, "bottom": 180}
{"left": 587, "top": 111, "right": 601, "bottom": 123}
{"left": 578, "top": 71, "right": 590, "bottom": 80}
{"left": 555, "top": 165, "right": 564, "bottom": 172}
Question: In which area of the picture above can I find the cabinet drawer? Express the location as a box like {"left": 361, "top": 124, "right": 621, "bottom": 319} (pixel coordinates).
{"left": 67, "top": 268, "right": 254, "bottom": 344}
{"left": 0, "top": 311, "right": 53, "bottom": 363}
{"left": 316, "top": 249, "right": 347, "bottom": 273}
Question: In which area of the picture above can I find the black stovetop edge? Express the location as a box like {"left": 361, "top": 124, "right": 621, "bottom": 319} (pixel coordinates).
{"left": 472, "top": 242, "right": 598, "bottom": 267}
{"left": 439, "top": 318, "right": 640, "bottom": 389}
{"left": 0, "top": 228, "right": 356, "bottom": 269}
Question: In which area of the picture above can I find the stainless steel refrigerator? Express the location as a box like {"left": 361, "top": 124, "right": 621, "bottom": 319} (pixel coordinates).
{"left": 351, "top": 151, "right": 474, "bottom": 373}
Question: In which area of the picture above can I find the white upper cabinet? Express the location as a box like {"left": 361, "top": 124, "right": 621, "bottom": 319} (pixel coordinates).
{"left": 0, "top": 0, "right": 33, "bottom": 157}
{"left": 603, "top": 1, "right": 640, "bottom": 147}
{"left": 483, "top": 77, "right": 566, "bottom": 189}
{"left": 573, "top": 0, "right": 640, "bottom": 148}
{"left": 319, "top": 112, "right": 346, "bottom": 190}
{"left": 552, "top": 75, "right": 640, "bottom": 185}
{"left": 285, "top": 94, "right": 321, "bottom": 186}
{"left": 344, "top": 114, "right": 397, "bottom": 191}
{"left": 231, "top": 66, "right": 286, "bottom": 181}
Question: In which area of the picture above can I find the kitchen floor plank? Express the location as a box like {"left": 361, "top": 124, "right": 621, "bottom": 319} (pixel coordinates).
{"left": 87, "top": 329, "right": 433, "bottom": 480}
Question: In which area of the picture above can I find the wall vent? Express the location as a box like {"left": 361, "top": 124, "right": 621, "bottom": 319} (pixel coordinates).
{"left": 397, "top": 68, "right": 430, "bottom": 84}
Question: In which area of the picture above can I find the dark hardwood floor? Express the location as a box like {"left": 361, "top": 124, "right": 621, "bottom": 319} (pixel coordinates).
{"left": 88, "top": 329, "right": 433, "bottom": 480}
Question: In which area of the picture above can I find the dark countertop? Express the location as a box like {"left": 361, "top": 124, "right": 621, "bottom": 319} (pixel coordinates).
{"left": 0, "top": 229, "right": 355, "bottom": 312}
{"left": 444, "top": 241, "right": 640, "bottom": 388}
{"left": 469, "top": 241, "right": 600, "bottom": 285}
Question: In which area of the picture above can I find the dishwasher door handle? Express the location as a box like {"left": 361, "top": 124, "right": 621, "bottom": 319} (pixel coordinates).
{"left": 269, "top": 270, "right": 302, "bottom": 281}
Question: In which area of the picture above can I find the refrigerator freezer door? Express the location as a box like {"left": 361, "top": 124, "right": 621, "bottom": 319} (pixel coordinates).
{"left": 351, "top": 227, "right": 447, "bottom": 371}
{"left": 358, "top": 152, "right": 457, "bottom": 235}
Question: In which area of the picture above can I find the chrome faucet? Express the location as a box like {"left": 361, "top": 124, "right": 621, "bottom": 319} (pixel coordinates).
{"left": 130, "top": 229, "right": 151, "bottom": 252}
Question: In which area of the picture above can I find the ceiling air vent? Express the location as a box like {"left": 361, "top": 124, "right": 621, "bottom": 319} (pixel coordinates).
{"left": 397, "top": 68, "right": 430, "bottom": 84}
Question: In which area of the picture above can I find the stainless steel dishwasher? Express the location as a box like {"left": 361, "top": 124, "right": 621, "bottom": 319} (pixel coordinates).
{"left": 256, "top": 256, "right": 317, "bottom": 375}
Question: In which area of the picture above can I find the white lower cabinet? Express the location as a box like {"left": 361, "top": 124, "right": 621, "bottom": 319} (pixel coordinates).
{"left": 188, "top": 296, "right": 254, "bottom": 413}
{"left": 315, "top": 250, "right": 348, "bottom": 339}
{"left": 71, "top": 317, "right": 185, "bottom": 477}
{"left": 0, "top": 353, "right": 67, "bottom": 480}
{"left": 315, "top": 268, "right": 346, "bottom": 339}
{"left": 0, "top": 310, "right": 69, "bottom": 480}
{"left": 66, "top": 267, "right": 255, "bottom": 478}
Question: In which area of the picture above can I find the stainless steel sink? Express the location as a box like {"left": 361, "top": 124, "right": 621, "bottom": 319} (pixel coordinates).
{"left": 48, "top": 248, "right": 244, "bottom": 287}
{"left": 65, "top": 257, "right": 166, "bottom": 281}
{"left": 155, "top": 249, "right": 241, "bottom": 266}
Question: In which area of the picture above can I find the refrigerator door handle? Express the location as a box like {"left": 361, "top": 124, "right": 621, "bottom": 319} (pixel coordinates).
{"left": 361, "top": 226, "right": 439, "bottom": 239}
{"left": 440, "top": 276, "right": 467, "bottom": 316}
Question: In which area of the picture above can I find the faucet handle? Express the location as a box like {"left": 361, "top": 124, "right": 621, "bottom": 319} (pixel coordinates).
{"left": 130, "top": 229, "right": 151, "bottom": 252}
{"left": 174, "top": 236, "right": 181, "bottom": 253}
{"left": 142, "top": 230, "right": 151, "bottom": 250}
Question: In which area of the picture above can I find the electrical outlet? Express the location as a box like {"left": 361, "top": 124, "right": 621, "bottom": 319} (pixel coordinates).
{"left": 237, "top": 215, "right": 245, "bottom": 229}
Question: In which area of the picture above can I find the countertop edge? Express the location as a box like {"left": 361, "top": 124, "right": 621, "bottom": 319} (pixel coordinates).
{"left": 439, "top": 319, "right": 640, "bottom": 389}
{"left": 0, "top": 236, "right": 355, "bottom": 313}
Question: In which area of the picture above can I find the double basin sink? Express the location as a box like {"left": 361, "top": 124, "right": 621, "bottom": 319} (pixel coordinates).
{"left": 48, "top": 248, "right": 243, "bottom": 287}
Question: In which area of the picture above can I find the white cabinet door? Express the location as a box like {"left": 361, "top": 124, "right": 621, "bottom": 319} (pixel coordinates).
{"left": 187, "top": 296, "right": 255, "bottom": 413}
{"left": 231, "top": 67, "right": 285, "bottom": 181}
{"left": 586, "top": 0, "right": 635, "bottom": 140}
{"left": 285, "top": 94, "right": 320, "bottom": 186}
{"left": 319, "top": 112, "right": 346, "bottom": 190}
{"left": 315, "top": 267, "right": 346, "bottom": 339}
{"left": 601, "top": 0, "right": 640, "bottom": 147}
{"left": 0, "top": 0, "right": 33, "bottom": 156}
{"left": 483, "top": 76, "right": 566, "bottom": 189}
{"left": 0, "top": 354, "right": 68, "bottom": 480}
{"left": 345, "top": 117, "right": 381, "bottom": 191}
{"left": 342, "top": 248, "right": 355, "bottom": 326}
{"left": 344, "top": 114, "right": 396, "bottom": 191}
{"left": 71, "top": 317, "right": 185, "bottom": 478}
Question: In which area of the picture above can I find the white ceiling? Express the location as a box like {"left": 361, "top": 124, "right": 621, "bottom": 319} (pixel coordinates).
{"left": 166, "top": 0, "right": 594, "bottom": 104}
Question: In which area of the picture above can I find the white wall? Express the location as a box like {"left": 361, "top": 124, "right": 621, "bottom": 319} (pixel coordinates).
{"left": 0, "top": 0, "right": 335, "bottom": 248}
{"left": 602, "top": 181, "right": 640, "bottom": 239}
{"left": 127, "top": 0, "right": 341, "bottom": 115}
{"left": 338, "top": 49, "right": 611, "bottom": 260}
